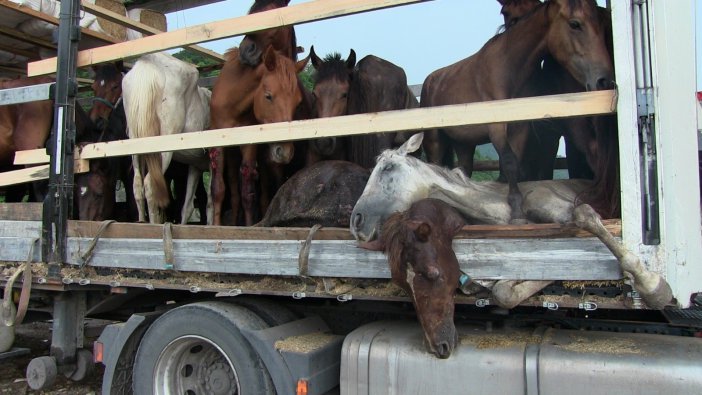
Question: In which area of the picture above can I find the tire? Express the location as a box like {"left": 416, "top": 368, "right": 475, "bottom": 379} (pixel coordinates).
{"left": 132, "top": 301, "right": 275, "bottom": 395}
{"left": 227, "top": 296, "right": 300, "bottom": 327}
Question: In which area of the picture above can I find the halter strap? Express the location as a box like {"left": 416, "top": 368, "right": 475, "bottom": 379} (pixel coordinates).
{"left": 91, "top": 96, "right": 115, "bottom": 109}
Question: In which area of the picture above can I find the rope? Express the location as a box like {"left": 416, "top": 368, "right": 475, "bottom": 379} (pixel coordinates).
{"left": 2, "top": 238, "right": 38, "bottom": 326}
{"left": 79, "top": 220, "right": 115, "bottom": 269}
{"left": 298, "top": 224, "right": 322, "bottom": 277}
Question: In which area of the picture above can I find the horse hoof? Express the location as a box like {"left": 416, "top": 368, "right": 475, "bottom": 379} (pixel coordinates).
{"left": 639, "top": 279, "right": 674, "bottom": 310}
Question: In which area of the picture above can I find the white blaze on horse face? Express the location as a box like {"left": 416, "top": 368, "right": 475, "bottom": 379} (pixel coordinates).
{"left": 80, "top": 186, "right": 88, "bottom": 197}
{"left": 405, "top": 265, "right": 418, "bottom": 304}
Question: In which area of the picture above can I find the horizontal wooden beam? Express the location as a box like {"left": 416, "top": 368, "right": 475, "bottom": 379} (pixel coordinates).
{"left": 28, "top": 0, "right": 427, "bottom": 75}
{"left": 65, "top": 218, "right": 620, "bottom": 240}
{"left": 79, "top": 0, "right": 225, "bottom": 63}
{"left": 74, "top": 90, "right": 615, "bottom": 160}
{"left": 0, "top": 161, "right": 89, "bottom": 187}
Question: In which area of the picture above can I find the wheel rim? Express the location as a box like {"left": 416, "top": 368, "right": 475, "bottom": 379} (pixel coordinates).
{"left": 153, "top": 335, "right": 240, "bottom": 395}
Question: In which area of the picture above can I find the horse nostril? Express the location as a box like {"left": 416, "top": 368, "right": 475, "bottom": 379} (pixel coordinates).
{"left": 596, "top": 77, "right": 614, "bottom": 90}
{"left": 353, "top": 212, "right": 363, "bottom": 230}
{"left": 436, "top": 341, "right": 451, "bottom": 359}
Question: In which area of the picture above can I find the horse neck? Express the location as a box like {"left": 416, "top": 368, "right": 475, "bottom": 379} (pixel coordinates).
{"left": 424, "top": 163, "right": 512, "bottom": 224}
{"left": 491, "top": 5, "right": 551, "bottom": 96}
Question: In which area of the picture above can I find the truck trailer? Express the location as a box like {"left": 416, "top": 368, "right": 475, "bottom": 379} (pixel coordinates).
{"left": 1, "top": 0, "right": 701, "bottom": 394}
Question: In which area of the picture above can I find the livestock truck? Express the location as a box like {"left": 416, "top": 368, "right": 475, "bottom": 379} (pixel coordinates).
{"left": 1, "top": 0, "right": 701, "bottom": 394}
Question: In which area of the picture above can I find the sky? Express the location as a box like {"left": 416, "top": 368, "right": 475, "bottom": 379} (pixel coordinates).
{"left": 166, "top": 0, "right": 702, "bottom": 89}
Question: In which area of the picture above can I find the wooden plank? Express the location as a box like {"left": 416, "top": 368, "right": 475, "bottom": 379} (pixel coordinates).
{"left": 0, "top": 161, "right": 88, "bottom": 187}
{"left": 28, "top": 0, "right": 427, "bottom": 75}
{"left": 68, "top": 221, "right": 354, "bottom": 240}
{"left": 0, "top": 0, "right": 120, "bottom": 46}
{"left": 0, "top": 204, "right": 42, "bottom": 221}
{"left": 0, "top": 237, "right": 42, "bottom": 262}
{"left": 74, "top": 90, "right": 615, "bottom": 159}
{"left": 79, "top": 0, "right": 225, "bottom": 63}
{"left": 66, "top": 236, "right": 622, "bottom": 280}
{"left": 66, "top": 219, "right": 621, "bottom": 240}
{"left": 0, "top": 25, "right": 56, "bottom": 50}
{"left": 0, "top": 220, "right": 41, "bottom": 237}
{"left": 0, "top": 165, "right": 49, "bottom": 187}
{"left": 0, "top": 42, "right": 37, "bottom": 59}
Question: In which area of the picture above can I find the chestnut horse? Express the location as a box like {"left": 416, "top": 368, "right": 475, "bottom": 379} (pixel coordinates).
{"left": 420, "top": 0, "right": 614, "bottom": 223}
{"left": 0, "top": 76, "right": 54, "bottom": 202}
{"left": 209, "top": 0, "right": 306, "bottom": 226}
{"left": 308, "top": 47, "right": 419, "bottom": 167}
{"left": 351, "top": 133, "right": 672, "bottom": 311}
{"left": 360, "top": 198, "right": 466, "bottom": 359}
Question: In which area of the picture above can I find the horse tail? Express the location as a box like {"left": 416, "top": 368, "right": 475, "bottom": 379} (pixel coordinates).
{"left": 124, "top": 61, "right": 170, "bottom": 209}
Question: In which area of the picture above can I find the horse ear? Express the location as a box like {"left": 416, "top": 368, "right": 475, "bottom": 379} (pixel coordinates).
{"left": 296, "top": 53, "right": 311, "bottom": 73}
{"left": 358, "top": 239, "right": 385, "bottom": 252}
{"left": 397, "top": 132, "right": 424, "bottom": 156}
{"left": 346, "top": 49, "right": 357, "bottom": 71}
{"left": 263, "top": 45, "right": 277, "bottom": 71}
{"left": 497, "top": 0, "right": 508, "bottom": 5}
{"left": 310, "top": 45, "right": 322, "bottom": 70}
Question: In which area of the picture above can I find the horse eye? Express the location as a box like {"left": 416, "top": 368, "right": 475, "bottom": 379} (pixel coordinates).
{"left": 569, "top": 20, "right": 582, "bottom": 30}
{"left": 265, "top": 92, "right": 273, "bottom": 101}
{"left": 341, "top": 92, "right": 348, "bottom": 99}
{"left": 382, "top": 163, "right": 394, "bottom": 172}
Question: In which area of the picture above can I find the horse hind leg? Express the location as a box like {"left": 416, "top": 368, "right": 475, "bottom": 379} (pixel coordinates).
{"left": 491, "top": 280, "right": 553, "bottom": 309}
{"left": 180, "top": 166, "right": 201, "bottom": 224}
{"left": 132, "top": 155, "right": 147, "bottom": 223}
{"left": 573, "top": 204, "right": 673, "bottom": 309}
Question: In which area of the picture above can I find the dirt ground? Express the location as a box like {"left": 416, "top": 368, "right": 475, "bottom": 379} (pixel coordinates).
{"left": 0, "top": 321, "right": 103, "bottom": 395}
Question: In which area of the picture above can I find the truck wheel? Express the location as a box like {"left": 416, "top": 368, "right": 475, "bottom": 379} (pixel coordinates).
{"left": 132, "top": 301, "right": 274, "bottom": 395}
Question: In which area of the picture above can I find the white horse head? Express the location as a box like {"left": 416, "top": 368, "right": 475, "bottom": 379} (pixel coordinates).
{"left": 350, "top": 132, "right": 430, "bottom": 241}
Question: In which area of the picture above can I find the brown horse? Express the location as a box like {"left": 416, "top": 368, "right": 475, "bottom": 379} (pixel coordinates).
{"left": 360, "top": 198, "right": 466, "bottom": 359}
{"left": 499, "top": 0, "right": 619, "bottom": 217}
{"left": 308, "top": 47, "right": 419, "bottom": 168}
{"left": 420, "top": 0, "right": 614, "bottom": 223}
{"left": 0, "top": 76, "right": 55, "bottom": 202}
{"left": 257, "top": 160, "right": 369, "bottom": 227}
{"left": 88, "top": 60, "right": 124, "bottom": 126}
{"left": 209, "top": 0, "right": 305, "bottom": 226}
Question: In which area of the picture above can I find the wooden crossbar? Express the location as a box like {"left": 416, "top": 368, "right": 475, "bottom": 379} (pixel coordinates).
{"left": 27, "top": 0, "right": 427, "bottom": 76}
{"left": 12, "top": 90, "right": 616, "bottom": 165}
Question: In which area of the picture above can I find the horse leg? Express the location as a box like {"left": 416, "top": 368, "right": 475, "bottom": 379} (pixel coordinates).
{"left": 563, "top": 117, "right": 597, "bottom": 178}
{"left": 422, "top": 129, "right": 451, "bottom": 167}
{"left": 573, "top": 204, "right": 673, "bottom": 309}
{"left": 209, "top": 147, "right": 226, "bottom": 226}
{"left": 491, "top": 280, "right": 553, "bottom": 309}
{"left": 145, "top": 151, "right": 172, "bottom": 224}
{"left": 493, "top": 124, "right": 527, "bottom": 222}
{"left": 453, "top": 144, "right": 475, "bottom": 177}
{"left": 132, "top": 155, "right": 147, "bottom": 223}
{"left": 180, "top": 166, "right": 201, "bottom": 224}
{"left": 240, "top": 144, "right": 259, "bottom": 226}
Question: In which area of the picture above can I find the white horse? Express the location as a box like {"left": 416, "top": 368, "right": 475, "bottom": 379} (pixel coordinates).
{"left": 350, "top": 132, "right": 673, "bottom": 310}
{"left": 122, "top": 52, "right": 213, "bottom": 224}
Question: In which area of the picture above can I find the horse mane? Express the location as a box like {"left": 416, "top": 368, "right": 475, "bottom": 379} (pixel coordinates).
{"left": 94, "top": 63, "right": 122, "bottom": 82}
{"left": 249, "top": 0, "right": 289, "bottom": 13}
{"left": 313, "top": 52, "right": 349, "bottom": 83}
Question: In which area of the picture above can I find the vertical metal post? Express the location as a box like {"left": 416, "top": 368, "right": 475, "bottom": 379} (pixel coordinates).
{"left": 42, "top": 0, "right": 81, "bottom": 275}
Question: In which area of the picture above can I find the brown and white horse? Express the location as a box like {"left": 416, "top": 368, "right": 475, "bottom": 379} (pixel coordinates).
{"left": 351, "top": 133, "right": 672, "bottom": 310}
